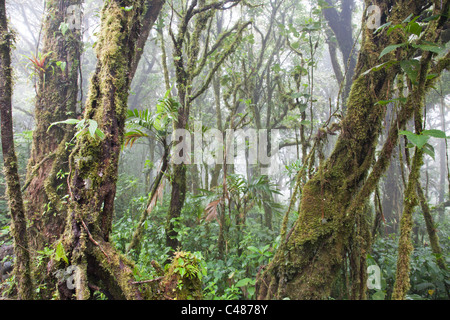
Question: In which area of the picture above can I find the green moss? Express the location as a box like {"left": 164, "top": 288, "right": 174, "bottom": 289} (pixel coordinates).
{"left": 160, "top": 251, "right": 204, "bottom": 300}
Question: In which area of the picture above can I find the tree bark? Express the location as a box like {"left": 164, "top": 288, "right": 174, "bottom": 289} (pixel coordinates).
{"left": 129, "top": 0, "right": 165, "bottom": 80}
{"left": 0, "top": 0, "right": 34, "bottom": 299}
{"left": 24, "top": 0, "right": 83, "bottom": 251}
{"left": 56, "top": 0, "right": 163, "bottom": 300}
{"left": 392, "top": 98, "right": 426, "bottom": 299}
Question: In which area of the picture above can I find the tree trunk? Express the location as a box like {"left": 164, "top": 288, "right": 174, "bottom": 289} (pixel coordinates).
{"left": 55, "top": 0, "right": 163, "bottom": 300}
{"left": 392, "top": 104, "right": 425, "bottom": 300}
{"left": 255, "top": 0, "right": 448, "bottom": 300}
{"left": 0, "top": 0, "right": 34, "bottom": 299}
{"left": 24, "top": 0, "right": 82, "bottom": 251}
{"left": 166, "top": 0, "right": 249, "bottom": 252}
{"left": 322, "top": 0, "right": 357, "bottom": 110}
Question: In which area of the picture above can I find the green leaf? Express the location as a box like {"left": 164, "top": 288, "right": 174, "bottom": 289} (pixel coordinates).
{"left": 408, "top": 135, "right": 430, "bottom": 149}
{"left": 247, "top": 246, "right": 259, "bottom": 253}
{"left": 291, "top": 41, "right": 300, "bottom": 49}
{"left": 235, "top": 278, "right": 251, "bottom": 287}
{"left": 272, "top": 64, "right": 281, "bottom": 72}
{"left": 379, "top": 44, "right": 406, "bottom": 59}
{"left": 407, "top": 22, "right": 422, "bottom": 36}
{"left": 95, "top": 128, "right": 105, "bottom": 140}
{"left": 56, "top": 61, "right": 66, "bottom": 72}
{"left": 387, "top": 24, "right": 404, "bottom": 36}
{"left": 47, "top": 118, "right": 80, "bottom": 131}
{"left": 298, "top": 103, "right": 308, "bottom": 113}
{"left": 299, "top": 120, "right": 311, "bottom": 126}
{"left": 375, "top": 98, "right": 407, "bottom": 106}
{"left": 400, "top": 59, "right": 420, "bottom": 84}
{"left": 422, "top": 14, "right": 441, "bottom": 22}
{"left": 374, "top": 22, "right": 392, "bottom": 34}
{"left": 402, "top": 14, "right": 414, "bottom": 24}
{"left": 88, "top": 119, "right": 98, "bottom": 138}
{"left": 423, "top": 143, "right": 435, "bottom": 159}
{"left": 412, "top": 44, "right": 443, "bottom": 54}
{"left": 55, "top": 242, "right": 68, "bottom": 264}
{"left": 362, "top": 60, "right": 399, "bottom": 76}
{"left": 372, "top": 290, "right": 386, "bottom": 300}
{"left": 399, "top": 131, "right": 430, "bottom": 149}
{"left": 422, "top": 129, "right": 447, "bottom": 139}
{"left": 59, "top": 22, "right": 69, "bottom": 36}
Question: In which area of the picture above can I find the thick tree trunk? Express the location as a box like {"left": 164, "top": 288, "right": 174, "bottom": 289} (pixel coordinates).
{"left": 392, "top": 103, "right": 426, "bottom": 300}
{"left": 129, "top": 0, "right": 165, "bottom": 80}
{"left": 0, "top": 0, "right": 34, "bottom": 299}
{"left": 24, "top": 0, "right": 82, "bottom": 251}
{"left": 55, "top": 0, "right": 163, "bottom": 300}
{"left": 255, "top": 0, "right": 448, "bottom": 300}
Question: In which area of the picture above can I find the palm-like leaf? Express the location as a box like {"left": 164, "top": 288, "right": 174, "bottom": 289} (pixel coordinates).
{"left": 204, "top": 198, "right": 223, "bottom": 223}
{"left": 125, "top": 91, "right": 179, "bottom": 148}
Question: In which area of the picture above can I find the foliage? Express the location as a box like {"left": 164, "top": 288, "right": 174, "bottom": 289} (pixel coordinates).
{"left": 399, "top": 129, "right": 448, "bottom": 159}
{"left": 47, "top": 118, "right": 105, "bottom": 142}
{"left": 125, "top": 89, "right": 179, "bottom": 147}
{"left": 370, "top": 217, "right": 450, "bottom": 300}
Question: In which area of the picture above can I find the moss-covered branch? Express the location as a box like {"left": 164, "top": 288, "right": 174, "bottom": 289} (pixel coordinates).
{"left": 0, "top": 0, "right": 34, "bottom": 299}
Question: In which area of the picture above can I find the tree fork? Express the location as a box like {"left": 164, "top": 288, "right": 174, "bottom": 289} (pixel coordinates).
{"left": 56, "top": 0, "right": 163, "bottom": 300}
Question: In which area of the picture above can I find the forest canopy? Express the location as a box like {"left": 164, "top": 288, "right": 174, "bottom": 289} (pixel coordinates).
{"left": 0, "top": 0, "right": 449, "bottom": 301}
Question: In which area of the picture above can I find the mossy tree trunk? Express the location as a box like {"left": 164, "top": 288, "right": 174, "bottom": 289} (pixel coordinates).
{"left": 392, "top": 103, "right": 426, "bottom": 300}
{"left": 0, "top": 0, "right": 34, "bottom": 299}
{"left": 393, "top": 95, "right": 448, "bottom": 299}
{"left": 127, "top": 140, "right": 170, "bottom": 254}
{"left": 255, "top": 0, "right": 449, "bottom": 300}
{"left": 24, "top": 0, "right": 83, "bottom": 251}
{"left": 55, "top": 0, "right": 163, "bottom": 300}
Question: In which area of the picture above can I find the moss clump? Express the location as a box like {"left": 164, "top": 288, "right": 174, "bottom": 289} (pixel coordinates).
{"left": 159, "top": 251, "right": 205, "bottom": 300}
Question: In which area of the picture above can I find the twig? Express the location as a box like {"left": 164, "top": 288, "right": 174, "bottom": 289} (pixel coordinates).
{"left": 131, "top": 276, "right": 164, "bottom": 285}
{"left": 81, "top": 219, "right": 109, "bottom": 261}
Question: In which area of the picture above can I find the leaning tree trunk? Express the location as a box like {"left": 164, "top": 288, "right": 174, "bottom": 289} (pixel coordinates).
{"left": 24, "top": 0, "right": 82, "bottom": 251}
{"left": 0, "top": 0, "right": 33, "bottom": 299}
{"left": 255, "top": 0, "right": 449, "bottom": 300}
{"left": 54, "top": 0, "right": 163, "bottom": 300}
